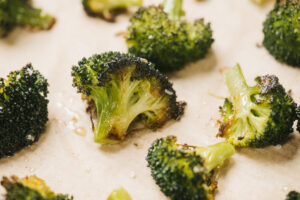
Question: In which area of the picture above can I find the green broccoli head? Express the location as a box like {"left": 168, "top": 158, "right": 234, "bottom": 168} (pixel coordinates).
{"left": 72, "top": 52, "right": 185, "bottom": 144}
{"left": 126, "top": 0, "right": 214, "bottom": 73}
{"left": 0, "top": 64, "right": 49, "bottom": 158}
{"left": 263, "top": 0, "right": 300, "bottom": 67}
{"left": 107, "top": 188, "right": 132, "bottom": 200}
{"left": 82, "top": 0, "right": 143, "bottom": 21}
{"left": 286, "top": 191, "right": 300, "bottom": 200}
{"left": 297, "top": 106, "right": 300, "bottom": 132}
{"left": 218, "top": 64, "right": 297, "bottom": 148}
{"left": 146, "top": 136, "right": 235, "bottom": 200}
{"left": 0, "top": 0, "right": 55, "bottom": 37}
{"left": 1, "top": 176, "right": 73, "bottom": 200}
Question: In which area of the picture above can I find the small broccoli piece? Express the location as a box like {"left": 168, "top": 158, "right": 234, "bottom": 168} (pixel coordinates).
{"left": 297, "top": 106, "right": 300, "bottom": 132}
{"left": 107, "top": 188, "right": 132, "bottom": 200}
{"left": 82, "top": 0, "right": 143, "bottom": 21}
{"left": 126, "top": 0, "right": 214, "bottom": 73}
{"left": 72, "top": 52, "right": 185, "bottom": 144}
{"left": 1, "top": 176, "right": 73, "bottom": 200}
{"left": 286, "top": 191, "right": 300, "bottom": 200}
{"left": 146, "top": 136, "right": 235, "bottom": 200}
{"left": 0, "top": 64, "right": 49, "bottom": 158}
{"left": 0, "top": 0, "right": 55, "bottom": 37}
{"left": 218, "top": 64, "right": 297, "bottom": 147}
{"left": 263, "top": 0, "right": 300, "bottom": 67}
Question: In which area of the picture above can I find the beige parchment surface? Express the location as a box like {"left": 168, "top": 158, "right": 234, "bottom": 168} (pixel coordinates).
{"left": 0, "top": 0, "right": 300, "bottom": 199}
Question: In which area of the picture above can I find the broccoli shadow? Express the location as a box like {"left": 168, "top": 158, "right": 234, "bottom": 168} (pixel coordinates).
{"left": 214, "top": 158, "right": 235, "bottom": 196}
{"left": 0, "top": 29, "right": 23, "bottom": 45}
{"left": 98, "top": 120, "right": 177, "bottom": 153}
{"left": 0, "top": 121, "right": 51, "bottom": 165}
{"left": 169, "top": 49, "right": 217, "bottom": 79}
{"left": 237, "top": 133, "right": 300, "bottom": 163}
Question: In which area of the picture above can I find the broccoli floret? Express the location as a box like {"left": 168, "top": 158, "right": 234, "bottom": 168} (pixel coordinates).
{"left": 146, "top": 136, "right": 235, "bottom": 200}
{"left": 126, "top": 0, "right": 214, "bottom": 73}
{"left": 0, "top": 64, "right": 49, "bottom": 158}
{"left": 82, "top": 0, "right": 143, "bottom": 21}
{"left": 1, "top": 176, "right": 73, "bottom": 200}
{"left": 263, "top": 0, "right": 300, "bottom": 67}
{"left": 287, "top": 191, "right": 300, "bottom": 200}
{"left": 0, "top": 0, "right": 55, "bottom": 37}
{"left": 72, "top": 52, "right": 185, "bottom": 144}
{"left": 297, "top": 106, "right": 300, "bottom": 132}
{"left": 107, "top": 188, "right": 132, "bottom": 200}
{"left": 218, "top": 64, "right": 297, "bottom": 147}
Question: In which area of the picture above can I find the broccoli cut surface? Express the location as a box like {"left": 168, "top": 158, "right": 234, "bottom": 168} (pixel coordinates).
{"left": 82, "top": 0, "right": 142, "bottom": 21}
{"left": 263, "top": 0, "right": 300, "bottom": 66}
{"left": 0, "top": 64, "right": 49, "bottom": 158}
{"left": 146, "top": 136, "right": 235, "bottom": 200}
{"left": 1, "top": 176, "right": 73, "bottom": 200}
{"left": 218, "top": 64, "right": 297, "bottom": 147}
{"left": 126, "top": 0, "right": 214, "bottom": 72}
{"left": 72, "top": 52, "right": 185, "bottom": 144}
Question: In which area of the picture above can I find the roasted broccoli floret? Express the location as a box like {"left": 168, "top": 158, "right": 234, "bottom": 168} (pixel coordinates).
{"left": 0, "top": 64, "right": 49, "bottom": 159}
{"left": 107, "top": 188, "right": 132, "bottom": 200}
{"left": 82, "top": 0, "right": 143, "bottom": 21}
{"left": 263, "top": 0, "right": 300, "bottom": 67}
{"left": 0, "top": 0, "right": 55, "bottom": 37}
{"left": 146, "top": 136, "right": 235, "bottom": 200}
{"left": 1, "top": 176, "right": 73, "bottom": 200}
{"left": 126, "top": 0, "right": 214, "bottom": 72}
{"left": 286, "top": 191, "right": 300, "bottom": 200}
{"left": 218, "top": 64, "right": 297, "bottom": 147}
{"left": 297, "top": 106, "right": 300, "bottom": 132}
{"left": 72, "top": 52, "right": 185, "bottom": 144}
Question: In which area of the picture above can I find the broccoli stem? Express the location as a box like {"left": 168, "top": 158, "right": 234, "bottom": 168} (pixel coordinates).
{"left": 224, "top": 64, "right": 249, "bottom": 97}
{"left": 196, "top": 142, "right": 235, "bottom": 172}
{"left": 163, "top": 0, "right": 183, "bottom": 21}
{"left": 9, "top": 0, "right": 55, "bottom": 30}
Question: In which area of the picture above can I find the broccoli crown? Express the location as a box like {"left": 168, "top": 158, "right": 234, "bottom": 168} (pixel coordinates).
{"left": 107, "top": 188, "right": 132, "bottom": 200}
{"left": 82, "top": 0, "right": 142, "bottom": 21}
{"left": 146, "top": 136, "right": 235, "bottom": 200}
{"left": 0, "top": 64, "right": 49, "bottom": 158}
{"left": 126, "top": 0, "right": 214, "bottom": 73}
{"left": 297, "top": 106, "right": 300, "bottom": 132}
{"left": 263, "top": 0, "right": 300, "bottom": 67}
{"left": 1, "top": 176, "right": 73, "bottom": 200}
{"left": 0, "top": 0, "right": 55, "bottom": 37}
{"left": 287, "top": 191, "right": 300, "bottom": 200}
{"left": 72, "top": 52, "right": 185, "bottom": 144}
{"left": 219, "top": 64, "right": 297, "bottom": 147}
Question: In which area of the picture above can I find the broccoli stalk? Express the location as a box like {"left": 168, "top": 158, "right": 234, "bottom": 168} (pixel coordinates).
{"left": 218, "top": 64, "right": 297, "bottom": 147}
{"left": 82, "top": 0, "right": 143, "bottom": 21}
{"left": 72, "top": 52, "right": 185, "bottom": 144}
{"left": 163, "top": 0, "right": 183, "bottom": 21}
{"left": 1, "top": 176, "right": 73, "bottom": 200}
{"left": 0, "top": 0, "right": 55, "bottom": 37}
{"left": 146, "top": 136, "right": 235, "bottom": 200}
{"left": 126, "top": 0, "right": 214, "bottom": 72}
{"left": 8, "top": 0, "right": 55, "bottom": 30}
{"left": 107, "top": 188, "right": 132, "bottom": 200}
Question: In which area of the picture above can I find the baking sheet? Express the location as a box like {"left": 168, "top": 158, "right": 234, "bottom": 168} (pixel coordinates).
{"left": 0, "top": 0, "right": 300, "bottom": 199}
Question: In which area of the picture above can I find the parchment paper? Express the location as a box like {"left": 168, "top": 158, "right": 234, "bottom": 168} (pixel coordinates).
{"left": 0, "top": 0, "right": 299, "bottom": 199}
